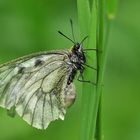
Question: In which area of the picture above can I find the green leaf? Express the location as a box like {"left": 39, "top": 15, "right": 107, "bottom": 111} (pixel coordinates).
{"left": 77, "top": 0, "right": 91, "bottom": 38}
{"left": 77, "top": 0, "right": 98, "bottom": 140}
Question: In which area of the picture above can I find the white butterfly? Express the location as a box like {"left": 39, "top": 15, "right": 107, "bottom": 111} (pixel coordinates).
{"left": 0, "top": 49, "right": 78, "bottom": 129}
{"left": 0, "top": 20, "right": 96, "bottom": 129}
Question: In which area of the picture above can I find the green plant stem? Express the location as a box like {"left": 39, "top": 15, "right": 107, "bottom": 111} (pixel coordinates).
{"left": 77, "top": 0, "right": 91, "bottom": 38}
{"left": 86, "top": 0, "right": 106, "bottom": 140}
{"left": 95, "top": 0, "right": 116, "bottom": 139}
{"left": 95, "top": 90, "right": 103, "bottom": 140}
{"left": 87, "top": 0, "right": 98, "bottom": 140}
{"left": 77, "top": 0, "right": 116, "bottom": 140}
{"left": 77, "top": 1, "right": 92, "bottom": 140}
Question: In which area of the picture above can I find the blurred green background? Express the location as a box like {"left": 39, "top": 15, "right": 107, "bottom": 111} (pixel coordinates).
{"left": 0, "top": 0, "right": 140, "bottom": 140}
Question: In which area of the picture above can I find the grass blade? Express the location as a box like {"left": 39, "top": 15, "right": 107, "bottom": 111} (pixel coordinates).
{"left": 77, "top": 1, "right": 92, "bottom": 140}
{"left": 77, "top": 0, "right": 117, "bottom": 139}
{"left": 77, "top": 0, "right": 97, "bottom": 140}
{"left": 77, "top": 0, "right": 91, "bottom": 38}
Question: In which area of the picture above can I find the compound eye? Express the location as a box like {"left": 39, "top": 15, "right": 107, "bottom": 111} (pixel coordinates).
{"left": 76, "top": 45, "right": 80, "bottom": 49}
{"left": 75, "top": 43, "right": 80, "bottom": 49}
{"left": 76, "top": 44, "right": 80, "bottom": 49}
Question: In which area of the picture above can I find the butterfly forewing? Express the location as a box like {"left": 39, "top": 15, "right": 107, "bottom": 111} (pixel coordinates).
{"left": 0, "top": 51, "right": 76, "bottom": 129}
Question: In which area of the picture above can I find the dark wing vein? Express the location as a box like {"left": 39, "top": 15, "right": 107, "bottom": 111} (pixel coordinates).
{"left": 49, "top": 92, "right": 54, "bottom": 120}
{"left": 0, "top": 68, "right": 14, "bottom": 82}
{"left": 5, "top": 74, "right": 23, "bottom": 107}
{"left": 31, "top": 92, "right": 43, "bottom": 127}
{"left": 0, "top": 74, "right": 18, "bottom": 102}
{"left": 17, "top": 65, "right": 63, "bottom": 104}
{"left": 15, "top": 73, "right": 32, "bottom": 100}
{"left": 27, "top": 65, "right": 63, "bottom": 90}
{"left": 42, "top": 93, "right": 47, "bottom": 129}
{"left": 49, "top": 74, "right": 66, "bottom": 119}
{"left": 21, "top": 88, "right": 40, "bottom": 117}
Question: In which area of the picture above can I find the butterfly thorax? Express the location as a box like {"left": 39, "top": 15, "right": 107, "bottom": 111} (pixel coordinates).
{"left": 70, "top": 43, "right": 86, "bottom": 65}
{"left": 67, "top": 43, "right": 86, "bottom": 85}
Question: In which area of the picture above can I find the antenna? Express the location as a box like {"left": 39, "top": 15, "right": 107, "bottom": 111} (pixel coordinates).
{"left": 70, "top": 19, "right": 76, "bottom": 43}
{"left": 80, "top": 36, "right": 88, "bottom": 45}
{"left": 58, "top": 31, "right": 75, "bottom": 44}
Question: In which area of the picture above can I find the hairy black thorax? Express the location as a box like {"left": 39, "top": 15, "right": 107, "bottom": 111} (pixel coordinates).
{"left": 67, "top": 43, "right": 86, "bottom": 85}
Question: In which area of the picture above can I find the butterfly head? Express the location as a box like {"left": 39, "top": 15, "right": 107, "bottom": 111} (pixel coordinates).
{"left": 71, "top": 43, "right": 86, "bottom": 64}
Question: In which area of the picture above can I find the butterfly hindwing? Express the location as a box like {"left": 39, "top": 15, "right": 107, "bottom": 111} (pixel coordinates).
{"left": 0, "top": 51, "right": 76, "bottom": 129}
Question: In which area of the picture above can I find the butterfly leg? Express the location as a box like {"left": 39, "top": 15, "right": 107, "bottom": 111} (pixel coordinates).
{"left": 83, "top": 48, "right": 103, "bottom": 53}
{"left": 77, "top": 67, "right": 96, "bottom": 85}
{"left": 83, "top": 48, "right": 97, "bottom": 51}
{"left": 82, "top": 63, "right": 97, "bottom": 71}
{"left": 77, "top": 75, "right": 96, "bottom": 85}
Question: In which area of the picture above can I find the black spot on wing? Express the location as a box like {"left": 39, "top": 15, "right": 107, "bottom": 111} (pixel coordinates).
{"left": 34, "top": 59, "right": 44, "bottom": 67}
{"left": 18, "top": 67, "right": 25, "bottom": 74}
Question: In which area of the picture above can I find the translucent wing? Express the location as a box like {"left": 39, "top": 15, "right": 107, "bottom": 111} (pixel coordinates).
{"left": 0, "top": 51, "right": 76, "bottom": 129}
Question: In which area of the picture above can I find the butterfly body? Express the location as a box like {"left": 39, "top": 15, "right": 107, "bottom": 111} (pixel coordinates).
{"left": 67, "top": 43, "right": 86, "bottom": 84}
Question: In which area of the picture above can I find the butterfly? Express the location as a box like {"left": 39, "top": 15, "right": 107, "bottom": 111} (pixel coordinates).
{"left": 0, "top": 20, "right": 96, "bottom": 129}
